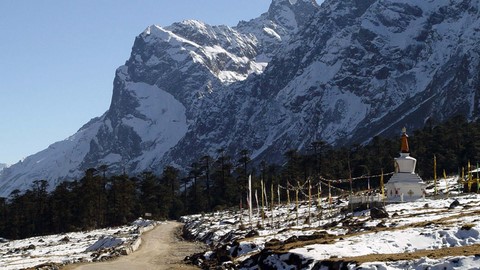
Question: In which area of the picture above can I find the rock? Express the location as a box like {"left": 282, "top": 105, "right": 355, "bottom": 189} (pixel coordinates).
{"left": 376, "top": 221, "right": 387, "bottom": 228}
{"left": 184, "top": 252, "right": 205, "bottom": 266}
{"left": 218, "top": 261, "right": 236, "bottom": 270}
{"left": 245, "top": 230, "right": 259, "bottom": 238}
{"left": 60, "top": 236, "right": 70, "bottom": 243}
{"left": 213, "top": 245, "right": 233, "bottom": 264}
{"left": 449, "top": 199, "right": 461, "bottom": 209}
{"left": 370, "top": 207, "right": 389, "bottom": 219}
{"left": 284, "top": 235, "right": 299, "bottom": 244}
{"left": 264, "top": 239, "right": 282, "bottom": 249}
{"left": 26, "top": 262, "right": 60, "bottom": 270}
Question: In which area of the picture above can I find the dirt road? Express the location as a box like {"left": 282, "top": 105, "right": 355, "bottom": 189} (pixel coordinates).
{"left": 66, "top": 221, "right": 205, "bottom": 270}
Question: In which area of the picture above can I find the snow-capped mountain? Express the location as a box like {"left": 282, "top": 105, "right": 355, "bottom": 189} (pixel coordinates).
{"left": 0, "top": 164, "right": 7, "bottom": 172}
{"left": 2, "top": 0, "right": 480, "bottom": 196}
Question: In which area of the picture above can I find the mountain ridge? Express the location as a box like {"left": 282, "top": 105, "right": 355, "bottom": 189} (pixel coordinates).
{"left": 2, "top": 0, "right": 480, "bottom": 196}
{"left": 0, "top": 0, "right": 318, "bottom": 196}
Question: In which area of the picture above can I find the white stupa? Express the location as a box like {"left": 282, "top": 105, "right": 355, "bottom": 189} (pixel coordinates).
{"left": 385, "top": 127, "right": 426, "bottom": 202}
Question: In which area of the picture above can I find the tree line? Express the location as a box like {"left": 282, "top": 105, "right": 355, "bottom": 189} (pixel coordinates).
{"left": 1, "top": 115, "right": 480, "bottom": 239}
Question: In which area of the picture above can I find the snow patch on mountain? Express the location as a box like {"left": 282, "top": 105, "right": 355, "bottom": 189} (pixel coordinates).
{"left": 122, "top": 82, "right": 187, "bottom": 144}
{"left": 0, "top": 120, "right": 103, "bottom": 195}
{"left": 122, "top": 81, "right": 188, "bottom": 171}
{"left": 321, "top": 89, "right": 370, "bottom": 142}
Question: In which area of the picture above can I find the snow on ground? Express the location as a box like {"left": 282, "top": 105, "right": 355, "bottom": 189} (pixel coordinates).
{"left": 0, "top": 218, "right": 158, "bottom": 270}
{"left": 3, "top": 176, "right": 480, "bottom": 269}
{"left": 181, "top": 177, "right": 480, "bottom": 269}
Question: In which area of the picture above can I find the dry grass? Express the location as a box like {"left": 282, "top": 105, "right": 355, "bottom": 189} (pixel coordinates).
{"left": 325, "top": 243, "right": 480, "bottom": 265}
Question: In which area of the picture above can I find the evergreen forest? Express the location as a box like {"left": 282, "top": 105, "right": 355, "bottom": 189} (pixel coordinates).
{"left": 1, "top": 115, "right": 480, "bottom": 240}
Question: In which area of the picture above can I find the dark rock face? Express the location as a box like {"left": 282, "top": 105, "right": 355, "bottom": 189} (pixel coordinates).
{"left": 3, "top": 0, "right": 480, "bottom": 194}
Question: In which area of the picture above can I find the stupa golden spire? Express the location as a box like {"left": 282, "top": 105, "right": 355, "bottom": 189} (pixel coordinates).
{"left": 400, "top": 127, "right": 409, "bottom": 153}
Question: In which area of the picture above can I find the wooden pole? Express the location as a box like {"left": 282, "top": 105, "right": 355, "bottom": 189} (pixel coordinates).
{"left": 317, "top": 181, "right": 321, "bottom": 206}
{"left": 477, "top": 163, "right": 479, "bottom": 193}
{"left": 434, "top": 155, "right": 437, "bottom": 196}
{"left": 443, "top": 169, "right": 449, "bottom": 197}
{"left": 255, "top": 189, "right": 260, "bottom": 218}
{"left": 260, "top": 179, "right": 265, "bottom": 225}
{"left": 277, "top": 185, "right": 281, "bottom": 206}
{"left": 248, "top": 175, "right": 252, "bottom": 226}
{"left": 295, "top": 184, "right": 299, "bottom": 226}
{"left": 469, "top": 161, "right": 473, "bottom": 192}
{"left": 308, "top": 178, "right": 312, "bottom": 224}
{"left": 287, "top": 186, "right": 291, "bottom": 205}
{"left": 270, "top": 183, "right": 274, "bottom": 228}
{"left": 380, "top": 169, "right": 385, "bottom": 205}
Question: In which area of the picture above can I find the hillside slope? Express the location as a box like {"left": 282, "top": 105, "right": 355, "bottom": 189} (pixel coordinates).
{"left": 181, "top": 181, "right": 480, "bottom": 269}
{"left": 2, "top": 0, "right": 480, "bottom": 196}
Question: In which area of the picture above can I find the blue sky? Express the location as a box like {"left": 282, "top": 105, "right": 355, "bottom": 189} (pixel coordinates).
{"left": 0, "top": 0, "right": 271, "bottom": 165}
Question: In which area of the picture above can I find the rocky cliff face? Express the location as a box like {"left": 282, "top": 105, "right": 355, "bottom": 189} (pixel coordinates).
{"left": 2, "top": 0, "right": 480, "bottom": 196}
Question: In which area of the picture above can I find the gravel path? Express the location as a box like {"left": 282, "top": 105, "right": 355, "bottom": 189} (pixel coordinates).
{"left": 66, "top": 221, "right": 204, "bottom": 270}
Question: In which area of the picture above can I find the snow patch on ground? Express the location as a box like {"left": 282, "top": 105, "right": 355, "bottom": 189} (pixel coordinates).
{"left": 0, "top": 219, "right": 159, "bottom": 270}
{"left": 181, "top": 177, "right": 480, "bottom": 269}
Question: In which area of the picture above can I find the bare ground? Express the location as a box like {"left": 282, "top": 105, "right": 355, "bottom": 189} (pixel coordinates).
{"left": 63, "top": 221, "right": 206, "bottom": 270}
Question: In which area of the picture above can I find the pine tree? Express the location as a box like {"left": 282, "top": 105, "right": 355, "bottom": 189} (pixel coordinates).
{"left": 0, "top": 197, "right": 6, "bottom": 236}
{"left": 187, "top": 162, "right": 205, "bottom": 213}
{"left": 30, "top": 180, "right": 49, "bottom": 235}
{"left": 50, "top": 181, "right": 77, "bottom": 233}
{"left": 158, "top": 166, "right": 181, "bottom": 219}
{"left": 138, "top": 171, "right": 160, "bottom": 219}
{"left": 110, "top": 173, "right": 136, "bottom": 225}
{"left": 212, "top": 149, "right": 236, "bottom": 209}
{"left": 201, "top": 156, "right": 213, "bottom": 211}
{"left": 78, "top": 168, "right": 107, "bottom": 229}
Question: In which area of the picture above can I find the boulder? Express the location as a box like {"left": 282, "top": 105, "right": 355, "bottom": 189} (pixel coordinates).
{"left": 449, "top": 199, "right": 461, "bottom": 209}
{"left": 370, "top": 207, "right": 389, "bottom": 219}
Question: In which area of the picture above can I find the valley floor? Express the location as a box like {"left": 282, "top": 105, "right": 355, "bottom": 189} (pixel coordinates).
{"left": 4, "top": 177, "right": 480, "bottom": 270}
